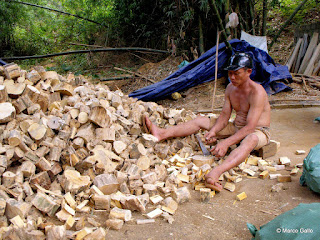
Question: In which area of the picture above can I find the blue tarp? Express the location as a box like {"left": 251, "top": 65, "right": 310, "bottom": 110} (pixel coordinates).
{"left": 129, "top": 39, "right": 292, "bottom": 102}
{"left": 0, "top": 59, "right": 7, "bottom": 66}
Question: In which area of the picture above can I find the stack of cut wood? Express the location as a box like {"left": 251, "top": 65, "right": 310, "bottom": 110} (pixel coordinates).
{"left": 286, "top": 32, "right": 320, "bottom": 76}
{"left": 0, "top": 62, "right": 297, "bottom": 239}
{"left": 0, "top": 62, "right": 207, "bottom": 239}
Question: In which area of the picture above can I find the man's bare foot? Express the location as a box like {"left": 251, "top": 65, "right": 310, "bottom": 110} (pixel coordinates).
{"left": 143, "top": 116, "right": 164, "bottom": 141}
{"left": 205, "top": 170, "right": 223, "bottom": 192}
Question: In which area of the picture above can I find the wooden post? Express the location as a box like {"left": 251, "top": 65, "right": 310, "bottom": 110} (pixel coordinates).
{"left": 212, "top": 30, "right": 220, "bottom": 111}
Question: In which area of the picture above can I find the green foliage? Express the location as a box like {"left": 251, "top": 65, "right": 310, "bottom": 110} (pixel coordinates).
{"left": 0, "top": 0, "right": 114, "bottom": 57}
{"left": 0, "top": 0, "right": 318, "bottom": 65}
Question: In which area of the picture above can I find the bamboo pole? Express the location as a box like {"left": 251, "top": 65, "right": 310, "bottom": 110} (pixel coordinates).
{"left": 114, "top": 67, "right": 156, "bottom": 83}
{"left": 100, "top": 76, "right": 133, "bottom": 81}
{"left": 2, "top": 48, "right": 169, "bottom": 61}
{"left": 199, "top": 16, "right": 205, "bottom": 55}
{"left": 248, "top": 0, "right": 255, "bottom": 35}
{"left": 209, "top": 0, "right": 232, "bottom": 51}
{"left": 212, "top": 30, "right": 220, "bottom": 111}
{"left": 261, "top": 0, "right": 268, "bottom": 35}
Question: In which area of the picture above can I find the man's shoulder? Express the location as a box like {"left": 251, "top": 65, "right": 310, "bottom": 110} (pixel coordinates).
{"left": 251, "top": 81, "right": 267, "bottom": 95}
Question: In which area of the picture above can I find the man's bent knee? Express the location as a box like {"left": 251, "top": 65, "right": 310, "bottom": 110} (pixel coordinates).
{"left": 194, "top": 116, "right": 211, "bottom": 131}
{"left": 240, "top": 134, "right": 259, "bottom": 151}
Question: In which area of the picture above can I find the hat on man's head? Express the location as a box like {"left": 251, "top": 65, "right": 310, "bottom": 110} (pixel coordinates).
{"left": 224, "top": 52, "right": 253, "bottom": 71}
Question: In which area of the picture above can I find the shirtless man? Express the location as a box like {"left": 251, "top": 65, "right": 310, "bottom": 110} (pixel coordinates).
{"left": 144, "top": 52, "right": 271, "bottom": 192}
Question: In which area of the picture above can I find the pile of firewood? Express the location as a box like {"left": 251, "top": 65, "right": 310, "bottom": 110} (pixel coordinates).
{"left": 286, "top": 32, "right": 320, "bottom": 76}
{"left": 0, "top": 62, "right": 208, "bottom": 239}
{"left": 0, "top": 63, "right": 301, "bottom": 239}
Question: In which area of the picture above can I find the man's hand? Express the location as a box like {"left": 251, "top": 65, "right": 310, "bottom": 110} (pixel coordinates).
{"left": 210, "top": 140, "right": 229, "bottom": 157}
{"left": 204, "top": 130, "right": 217, "bottom": 144}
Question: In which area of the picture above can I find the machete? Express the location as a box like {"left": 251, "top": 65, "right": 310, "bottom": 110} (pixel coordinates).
{"left": 195, "top": 134, "right": 211, "bottom": 156}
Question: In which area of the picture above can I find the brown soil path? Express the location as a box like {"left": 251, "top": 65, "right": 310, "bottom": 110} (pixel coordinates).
{"left": 107, "top": 107, "right": 320, "bottom": 240}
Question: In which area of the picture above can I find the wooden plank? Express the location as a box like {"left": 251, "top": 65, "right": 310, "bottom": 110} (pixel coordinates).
{"left": 313, "top": 60, "right": 320, "bottom": 76}
{"left": 293, "top": 33, "right": 309, "bottom": 73}
{"left": 298, "top": 32, "right": 319, "bottom": 73}
{"left": 304, "top": 43, "right": 320, "bottom": 75}
{"left": 287, "top": 38, "right": 302, "bottom": 72}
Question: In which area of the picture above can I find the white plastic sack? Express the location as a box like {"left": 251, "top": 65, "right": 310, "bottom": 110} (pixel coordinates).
{"left": 226, "top": 12, "right": 239, "bottom": 29}
{"left": 240, "top": 31, "right": 268, "bottom": 53}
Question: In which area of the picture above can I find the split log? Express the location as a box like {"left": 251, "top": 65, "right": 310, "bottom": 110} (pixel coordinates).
{"left": 93, "top": 174, "right": 119, "bottom": 195}
{"left": 27, "top": 104, "right": 41, "bottom": 115}
{"left": 93, "top": 195, "right": 110, "bottom": 210}
{"left": 0, "top": 199, "right": 6, "bottom": 216}
{"left": 37, "top": 92, "right": 49, "bottom": 112}
{"left": 8, "top": 130, "right": 21, "bottom": 147}
{"left": 56, "top": 209, "right": 71, "bottom": 222}
{"left": 0, "top": 85, "right": 8, "bottom": 103}
{"left": 0, "top": 102, "right": 16, "bottom": 123}
{"left": 20, "top": 160, "right": 36, "bottom": 177}
{"left": 19, "top": 119, "right": 34, "bottom": 133}
{"left": 192, "top": 155, "right": 214, "bottom": 167}
{"left": 45, "top": 225, "right": 66, "bottom": 240}
{"left": 141, "top": 172, "right": 157, "bottom": 184}
{"left": 137, "top": 156, "right": 150, "bottom": 171}
{"left": 89, "top": 106, "right": 110, "bottom": 128}
{"left": 10, "top": 215, "right": 25, "bottom": 228}
{"left": 26, "top": 69, "right": 41, "bottom": 84}
{"left": 172, "top": 186, "right": 191, "bottom": 204}
{"left": 2, "top": 171, "right": 16, "bottom": 187}
{"left": 75, "top": 123, "right": 95, "bottom": 144}
{"left": 5, "top": 198, "right": 31, "bottom": 219}
{"left": 109, "top": 207, "right": 132, "bottom": 221}
{"left": 105, "top": 219, "right": 124, "bottom": 230}
{"left": 95, "top": 128, "right": 115, "bottom": 142}
{"left": 70, "top": 108, "right": 79, "bottom": 119}
{"left": 278, "top": 175, "right": 292, "bottom": 182}
{"left": 23, "top": 85, "right": 40, "bottom": 102}
{"left": 65, "top": 215, "right": 75, "bottom": 230}
{"left": 83, "top": 228, "right": 106, "bottom": 240}
{"left": 12, "top": 94, "right": 31, "bottom": 114}
{"left": 163, "top": 197, "right": 178, "bottom": 212}
{"left": 60, "top": 169, "right": 91, "bottom": 194}
{"left": 35, "top": 157, "right": 52, "bottom": 171}
{"left": 3, "top": 80, "right": 26, "bottom": 98}
{"left": 129, "top": 143, "right": 147, "bottom": 159}
{"left": 48, "top": 147, "right": 62, "bottom": 162}
{"left": 54, "top": 82, "right": 74, "bottom": 96}
{"left": 28, "top": 123, "right": 47, "bottom": 141}
{"left": 146, "top": 208, "right": 163, "bottom": 219}
{"left": 4, "top": 63, "right": 21, "bottom": 79}
{"left": 47, "top": 116, "right": 62, "bottom": 130}
{"left": 123, "top": 195, "right": 146, "bottom": 212}
{"left": 78, "top": 112, "right": 89, "bottom": 124}
{"left": 113, "top": 141, "right": 127, "bottom": 154}
{"left": 30, "top": 171, "right": 51, "bottom": 190}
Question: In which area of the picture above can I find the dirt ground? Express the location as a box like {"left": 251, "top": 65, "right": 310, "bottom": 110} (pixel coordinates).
{"left": 106, "top": 107, "right": 320, "bottom": 240}
{"left": 102, "top": 45, "right": 320, "bottom": 239}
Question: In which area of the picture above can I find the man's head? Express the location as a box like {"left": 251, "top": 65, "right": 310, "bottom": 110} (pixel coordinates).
{"left": 224, "top": 52, "right": 253, "bottom": 86}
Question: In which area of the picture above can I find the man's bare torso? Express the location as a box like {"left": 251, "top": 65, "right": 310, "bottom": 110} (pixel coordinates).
{"left": 228, "top": 81, "right": 270, "bottom": 128}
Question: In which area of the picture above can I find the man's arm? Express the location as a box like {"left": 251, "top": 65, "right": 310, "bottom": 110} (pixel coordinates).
{"left": 205, "top": 84, "right": 233, "bottom": 143}
{"left": 211, "top": 85, "right": 266, "bottom": 156}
